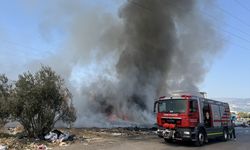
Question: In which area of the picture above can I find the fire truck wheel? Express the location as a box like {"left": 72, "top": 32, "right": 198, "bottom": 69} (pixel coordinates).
{"left": 195, "top": 130, "right": 205, "bottom": 146}
{"left": 164, "top": 138, "right": 173, "bottom": 143}
{"left": 222, "top": 129, "right": 229, "bottom": 141}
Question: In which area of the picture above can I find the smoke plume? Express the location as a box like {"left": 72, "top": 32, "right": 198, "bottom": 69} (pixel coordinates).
{"left": 28, "top": 0, "right": 223, "bottom": 126}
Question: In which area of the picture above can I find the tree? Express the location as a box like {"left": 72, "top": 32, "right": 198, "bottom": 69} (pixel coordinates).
{"left": 11, "top": 66, "right": 76, "bottom": 137}
{"left": 238, "top": 112, "right": 249, "bottom": 118}
{"left": 0, "top": 74, "right": 12, "bottom": 127}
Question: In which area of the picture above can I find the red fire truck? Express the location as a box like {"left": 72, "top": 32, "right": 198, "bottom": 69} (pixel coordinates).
{"left": 154, "top": 92, "right": 232, "bottom": 146}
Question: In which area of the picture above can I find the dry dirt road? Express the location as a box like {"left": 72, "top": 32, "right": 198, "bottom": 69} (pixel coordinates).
{"left": 55, "top": 127, "right": 250, "bottom": 150}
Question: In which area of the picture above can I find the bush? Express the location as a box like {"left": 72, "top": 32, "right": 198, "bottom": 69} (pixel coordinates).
{"left": 0, "top": 74, "right": 12, "bottom": 127}
{"left": 11, "top": 66, "right": 76, "bottom": 137}
{"left": 238, "top": 112, "right": 250, "bottom": 118}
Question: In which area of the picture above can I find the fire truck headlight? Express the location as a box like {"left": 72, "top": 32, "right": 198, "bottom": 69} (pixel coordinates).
{"left": 184, "top": 131, "right": 190, "bottom": 135}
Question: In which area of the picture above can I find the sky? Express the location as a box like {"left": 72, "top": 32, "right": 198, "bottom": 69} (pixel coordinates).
{"left": 0, "top": 0, "right": 250, "bottom": 98}
{"left": 200, "top": 0, "right": 250, "bottom": 98}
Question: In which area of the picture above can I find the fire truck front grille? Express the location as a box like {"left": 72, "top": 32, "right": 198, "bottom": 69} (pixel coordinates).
{"left": 161, "top": 118, "right": 181, "bottom": 124}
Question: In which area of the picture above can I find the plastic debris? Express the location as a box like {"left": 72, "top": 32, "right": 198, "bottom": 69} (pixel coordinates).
{"left": 44, "top": 129, "right": 75, "bottom": 143}
{"left": 59, "top": 142, "right": 68, "bottom": 147}
{"left": 0, "top": 145, "right": 8, "bottom": 150}
{"left": 37, "top": 144, "right": 47, "bottom": 150}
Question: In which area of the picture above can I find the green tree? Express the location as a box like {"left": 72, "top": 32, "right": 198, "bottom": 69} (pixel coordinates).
{"left": 0, "top": 74, "right": 12, "bottom": 127}
{"left": 11, "top": 66, "right": 76, "bottom": 137}
{"left": 238, "top": 112, "right": 249, "bottom": 118}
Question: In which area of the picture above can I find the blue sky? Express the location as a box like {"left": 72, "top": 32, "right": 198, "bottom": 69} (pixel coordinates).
{"left": 200, "top": 0, "right": 250, "bottom": 98}
{"left": 0, "top": 0, "right": 250, "bottom": 98}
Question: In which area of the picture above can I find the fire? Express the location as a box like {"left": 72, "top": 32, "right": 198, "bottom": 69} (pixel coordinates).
{"left": 108, "top": 114, "right": 129, "bottom": 122}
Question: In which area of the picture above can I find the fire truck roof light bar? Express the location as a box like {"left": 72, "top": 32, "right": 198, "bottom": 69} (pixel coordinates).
{"left": 159, "top": 96, "right": 166, "bottom": 99}
{"left": 181, "top": 95, "right": 192, "bottom": 100}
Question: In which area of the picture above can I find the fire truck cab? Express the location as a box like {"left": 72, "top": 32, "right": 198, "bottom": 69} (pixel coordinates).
{"left": 154, "top": 92, "right": 232, "bottom": 146}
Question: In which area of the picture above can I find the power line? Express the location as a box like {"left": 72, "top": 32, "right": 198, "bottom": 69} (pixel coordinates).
{"left": 234, "top": 0, "right": 250, "bottom": 13}
{"left": 0, "top": 39, "right": 44, "bottom": 51}
{"left": 210, "top": 2, "right": 250, "bottom": 29}
{"left": 129, "top": 0, "right": 250, "bottom": 40}
{"left": 222, "top": 34, "right": 250, "bottom": 52}
{"left": 221, "top": 28, "right": 250, "bottom": 43}
{"left": 128, "top": 0, "right": 152, "bottom": 13}
{"left": 202, "top": 13, "right": 250, "bottom": 44}
{"left": 227, "top": 39, "right": 250, "bottom": 52}
{"left": 201, "top": 10, "right": 250, "bottom": 38}
{"left": 0, "top": 39, "right": 52, "bottom": 55}
{"left": 127, "top": 0, "right": 250, "bottom": 52}
{"left": 0, "top": 39, "right": 54, "bottom": 55}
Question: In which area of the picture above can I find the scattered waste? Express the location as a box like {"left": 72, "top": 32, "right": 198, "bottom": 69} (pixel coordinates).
{"left": 44, "top": 129, "right": 75, "bottom": 143}
{"left": 111, "top": 133, "right": 122, "bottom": 136}
{"left": 59, "top": 142, "right": 68, "bottom": 147}
{"left": 37, "top": 144, "right": 47, "bottom": 150}
{"left": 0, "top": 127, "right": 156, "bottom": 149}
{"left": 0, "top": 145, "right": 7, "bottom": 150}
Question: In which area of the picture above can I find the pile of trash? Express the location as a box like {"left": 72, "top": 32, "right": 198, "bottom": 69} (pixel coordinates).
{"left": 0, "top": 128, "right": 76, "bottom": 150}
{"left": 0, "top": 145, "right": 7, "bottom": 150}
{"left": 44, "top": 129, "right": 75, "bottom": 143}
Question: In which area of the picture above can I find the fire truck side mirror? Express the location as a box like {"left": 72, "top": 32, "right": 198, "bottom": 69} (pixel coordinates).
{"left": 154, "top": 101, "right": 158, "bottom": 113}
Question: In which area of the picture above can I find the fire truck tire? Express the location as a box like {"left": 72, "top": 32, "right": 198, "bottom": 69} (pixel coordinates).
{"left": 164, "top": 138, "right": 173, "bottom": 143}
{"left": 222, "top": 129, "right": 229, "bottom": 141}
{"left": 195, "top": 130, "right": 205, "bottom": 146}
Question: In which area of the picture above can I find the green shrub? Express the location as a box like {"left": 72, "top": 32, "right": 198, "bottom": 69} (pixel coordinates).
{"left": 0, "top": 74, "right": 12, "bottom": 127}
{"left": 11, "top": 66, "right": 76, "bottom": 137}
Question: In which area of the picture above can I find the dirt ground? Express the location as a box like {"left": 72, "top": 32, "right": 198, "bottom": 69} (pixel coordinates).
{"left": 0, "top": 127, "right": 154, "bottom": 150}
{"left": 1, "top": 127, "right": 250, "bottom": 150}
{"left": 55, "top": 127, "right": 250, "bottom": 150}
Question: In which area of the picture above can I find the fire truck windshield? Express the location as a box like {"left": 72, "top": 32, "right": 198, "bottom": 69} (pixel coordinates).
{"left": 158, "top": 99, "right": 187, "bottom": 113}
